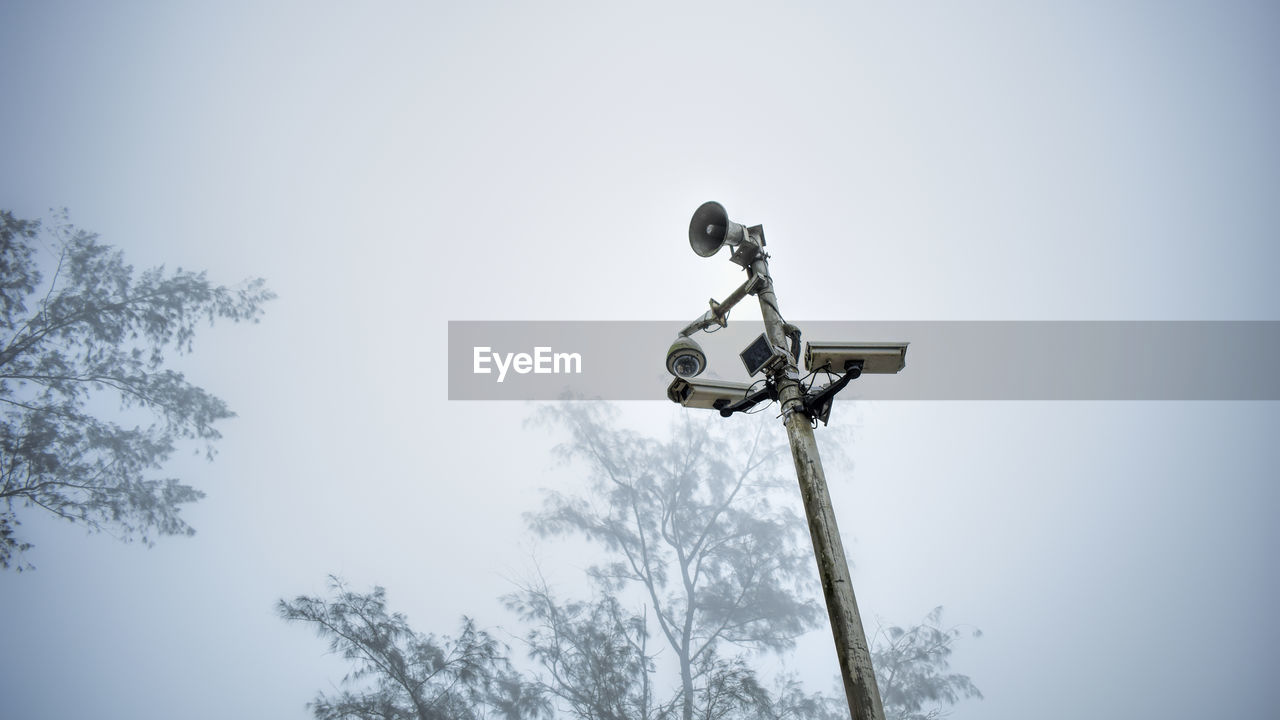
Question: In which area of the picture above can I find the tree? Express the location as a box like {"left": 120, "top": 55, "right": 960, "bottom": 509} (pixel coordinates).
{"left": 0, "top": 210, "right": 273, "bottom": 569}
{"left": 872, "top": 607, "right": 983, "bottom": 720}
{"left": 279, "top": 577, "right": 548, "bottom": 720}
{"left": 521, "top": 402, "right": 823, "bottom": 720}
{"left": 282, "top": 403, "right": 981, "bottom": 719}
{"left": 504, "top": 577, "right": 660, "bottom": 720}
{"left": 741, "top": 606, "right": 984, "bottom": 720}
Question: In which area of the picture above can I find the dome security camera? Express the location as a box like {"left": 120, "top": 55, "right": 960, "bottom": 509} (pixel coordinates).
{"left": 665, "top": 335, "right": 707, "bottom": 378}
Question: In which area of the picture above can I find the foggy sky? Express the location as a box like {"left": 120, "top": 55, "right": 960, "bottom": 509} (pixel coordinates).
{"left": 1, "top": 2, "right": 1277, "bottom": 719}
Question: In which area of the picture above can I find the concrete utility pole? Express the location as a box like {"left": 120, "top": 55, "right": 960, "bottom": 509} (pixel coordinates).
{"left": 667, "top": 201, "right": 903, "bottom": 720}
{"left": 750, "top": 253, "right": 886, "bottom": 720}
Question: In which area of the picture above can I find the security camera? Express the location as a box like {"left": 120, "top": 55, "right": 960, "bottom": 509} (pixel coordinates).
{"left": 803, "top": 341, "right": 909, "bottom": 375}
{"left": 666, "top": 335, "right": 708, "bottom": 378}
{"left": 666, "top": 377, "right": 754, "bottom": 409}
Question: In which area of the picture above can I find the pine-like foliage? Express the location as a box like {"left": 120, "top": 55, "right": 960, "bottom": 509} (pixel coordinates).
{"left": 279, "top": 577, "right": 548, "bottom": 720}
{"left": 505, "top": 580, "right": 659, "bottom": 720}
{"left": 873, "top": 607, "right": 983, "bottom": 720}
{"left": 0, "top": 210, "right": 273, "bottom": 569}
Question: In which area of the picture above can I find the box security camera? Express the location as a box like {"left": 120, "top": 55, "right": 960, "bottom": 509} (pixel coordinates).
{"left": 803, "top": 341, "right": 909, "bottom": 375}
{"left": 666, "top": 377, "right": 754, "bottom": 409}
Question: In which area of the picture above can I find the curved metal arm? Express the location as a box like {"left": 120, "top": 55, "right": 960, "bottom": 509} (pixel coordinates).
{"left": 803, "top": 360, "right": 864, "bottom": 425}
{"left": 716, "top": 383, "right": 777, "bottom": 417}
{"left": 678, "top": 275, "right": 763, "bottom": 337}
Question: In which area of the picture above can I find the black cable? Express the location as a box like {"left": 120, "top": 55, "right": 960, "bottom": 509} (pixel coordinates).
{"left": 754, "top": 267, "right": 789, "bottom": 326}
{"left": 760, "top": 295, "right": 787, "bottom": 325}
{"left": 797, "top": 368, "right": 823, "bottom": 395}
{"left": 802, "top": 362, "right": 837, "bottom": 394}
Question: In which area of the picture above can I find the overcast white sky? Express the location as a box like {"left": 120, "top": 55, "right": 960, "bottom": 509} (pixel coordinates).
{"left": 1, "top": 2, "right": 1277, "bottom": 719}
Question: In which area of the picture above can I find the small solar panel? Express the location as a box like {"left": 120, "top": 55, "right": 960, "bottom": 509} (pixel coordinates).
{"left": 740, "top": 333, "right": 775, "bottom": 376}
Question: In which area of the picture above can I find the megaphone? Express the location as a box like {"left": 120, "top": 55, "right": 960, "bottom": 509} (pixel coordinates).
{"left": 688, "top": 201, "right": 747, "bottom": 258}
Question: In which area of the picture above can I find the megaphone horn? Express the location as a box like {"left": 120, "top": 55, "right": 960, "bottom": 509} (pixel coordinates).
{"left": 688, "top": 201, "right": 746, "bottom": 258}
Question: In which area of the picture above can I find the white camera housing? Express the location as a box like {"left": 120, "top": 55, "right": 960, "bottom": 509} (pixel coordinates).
{"left": 804, "top": 341, "right": 909, "bottom": 374}
{"left": 666, "top": 335, "right": 707, "bottom": 378}
{"left": 666, "top": 377, "right": 754, "bottom": 409}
